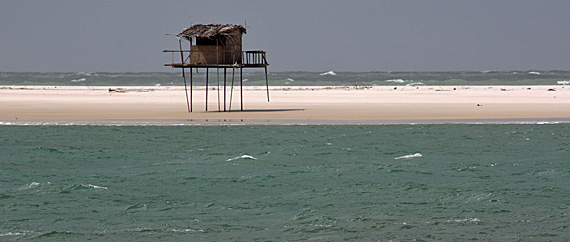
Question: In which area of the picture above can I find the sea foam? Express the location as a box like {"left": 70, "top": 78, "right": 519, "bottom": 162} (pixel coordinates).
{"left": 385, "top": 79, "right": 406, "bottom": 83}
{"left": 21, "top": 182, "right": 41, "bottom": 190}
{"left": 406, "top": 82, "right": 424, "bottom": 86}
{"left": 71, "top": 78, "right": 86, "bottom": 82}
{"left": 394, "top": 153, "right": 423, "bottom": 160}
{"left": 0, "top": 231, "right": 31, "bottom": 237}
{"left": 83, "top": 184, "right": 108, "bottom": 189}
{"left": 448, "top": 217, "right": 480, "bottom": 223}
{"left": 227, "top": 155, "right": 257, "bottom": 161}
{"left": 320, "top": 71, "right": 336, "bottom": 76}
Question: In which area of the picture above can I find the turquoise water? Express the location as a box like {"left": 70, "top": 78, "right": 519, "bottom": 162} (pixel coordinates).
{"left": 1, "top": 124, "right": 570, "bottom": 241}
{"left": 1, "top": 71, "right": 569, "bottom": 86}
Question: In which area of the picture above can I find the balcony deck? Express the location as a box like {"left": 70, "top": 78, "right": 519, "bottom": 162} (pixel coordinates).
{"left": 165, "top": 63, "right": 268, "bottom": 68}
{"left": 164, "top": 50, "right": 268, "bottom": 69}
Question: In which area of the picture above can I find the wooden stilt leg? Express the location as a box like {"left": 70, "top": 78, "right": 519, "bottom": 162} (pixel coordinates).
{"left": 190, "top": 67, "right": 193, "bottom": 112}
{"left": 179, "top": 39, "right": 190, "bottom": 113}
{"left": 203, "top": 68, "right": 205, "bottom": 111}
{"left": 182, "top": 68, "right": 190, "bottom": 113}
{"left": 240, "top": 67, "right": 243, "bottom": 111}
{"left": 217, "top": 68, "right": 220, "bottom": 112}
{"left": 224, "top": 68, "right": 227, "bottom": 112}
{"left": 265, "top": 66, "right": 270, "bottom": 102}
{"left": 229, "top": 67, "right": 235, "bottom": 112}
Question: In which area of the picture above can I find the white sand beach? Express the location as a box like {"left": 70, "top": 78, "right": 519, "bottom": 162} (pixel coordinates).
{"left": 1, "top": 85, "right": 570, "bottom": 124}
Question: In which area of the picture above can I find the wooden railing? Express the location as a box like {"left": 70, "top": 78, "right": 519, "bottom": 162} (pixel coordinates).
{"left": 243, "top": 51, "right": 268, "bottom": 65}
{"left": 164, "top": 50, "right": 268, "bottom": 66}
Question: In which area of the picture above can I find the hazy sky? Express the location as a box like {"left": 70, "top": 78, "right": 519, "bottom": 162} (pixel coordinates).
{"left": 1, "top": 1, "right": 568, "bottom": 72}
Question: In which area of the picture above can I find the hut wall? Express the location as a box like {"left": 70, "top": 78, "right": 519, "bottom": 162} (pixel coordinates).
{"left": 190, "top": 45, "right": 220, "bottom": 64}
{"left": 190, "top": 33, "right": 242, "bottom": 65}
{"left": 225, "top": 33, "right": 242, "bottom": 64}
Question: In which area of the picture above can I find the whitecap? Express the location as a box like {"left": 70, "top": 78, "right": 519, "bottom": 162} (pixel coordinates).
{"left": 557, "top": 80, "right": 569, "bottom": 85}
{"left": 287, "top": 78, "right": 295, "bottom": 82}
{"left": 320, "top": 71, "right": 336, "bottom": 76}
{"left": 406, "top": 82, "right": 424, "bottom": 86}
{"left": 243, "top": 79, "right": 249, "bottom": 82}
{"left": 167, "top": 228, "right": 202, "bottom": 233}
{"left": 0, "top": 231, "right": 31, "bottom": 237}
{"left": 385, "top": 79, "right": 407, "bottom": 83}
{"left": 227, "top": 155, "right": 257, "bottom": 161}
{"left": 83, "top": 184, "right": 108, "bottom": 189}
{"left": 529, "top": 71, "right": 540, "bottom": 75}
{"left": 537, "top": 122, "right": 559, "bottom": 125}
{"left": 71, "top": 78, "right": 86, "bottom": 82}
{"left": 394, "top": 153, "right": 423, "bottom": 160}
{"left": 20, "top": 182, "right": 40, "bottom": 190}
{"left": 448, "top": 217, "right": 480, "bottom": 223}
{"left": 536, "top": 170, "right": 555, "bottom": 176}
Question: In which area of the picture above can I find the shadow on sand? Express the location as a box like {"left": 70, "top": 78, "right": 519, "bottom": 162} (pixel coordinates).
{"left": 225, "top": 109, "right": 305, "bottom": 113}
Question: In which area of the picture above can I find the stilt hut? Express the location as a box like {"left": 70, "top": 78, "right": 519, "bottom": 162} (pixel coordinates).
{"left": 164, "top": 24, "right": 269, "bottom": 112}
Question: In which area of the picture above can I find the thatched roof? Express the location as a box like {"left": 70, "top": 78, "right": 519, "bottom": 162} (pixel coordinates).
{"left": 177, "top": 24, "right": 246, "bottom": 40}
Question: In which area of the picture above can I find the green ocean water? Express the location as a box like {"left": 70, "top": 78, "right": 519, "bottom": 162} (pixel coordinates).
{"left": 1, "top": 124, "right": 570, "bottom": 241}
{"left": 1, "top": 71, "right": 569, "bottom": 86}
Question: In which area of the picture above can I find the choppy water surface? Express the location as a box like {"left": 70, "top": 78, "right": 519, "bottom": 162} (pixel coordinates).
{"left": 1, "top": 71, "right": 569, "bottom": 86}
{"left": 1, "top": 125, "right": 570, "bottom": 240}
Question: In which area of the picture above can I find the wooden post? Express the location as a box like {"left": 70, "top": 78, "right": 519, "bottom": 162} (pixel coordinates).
{"left": 229, "top": 67, "right": 235, "bottom": 112}
{"left": 217, "top": 67, "right": 220, "bottom": 112}
{"left": 223, "top": 68, "right": 227, "bottom": 112}
{"left": 179, "top": 39, "right": 190, "bottom": 112}
{"left": 217, "top": 40, "right": 221, "bottom": 112}
{"left": 182, "top": 68, "right": 190, "bottom": 112}
{"left": 205, "top": 68, "right": 208, "bottom": 111}
{"left": 240, "top": 66, "right": 243, "bottom": 111}
{"left": 265, "top": 66, "right": 270, "bottom": 102}
{"left": 190, "top": 67, "right": 193, "bottom": 112}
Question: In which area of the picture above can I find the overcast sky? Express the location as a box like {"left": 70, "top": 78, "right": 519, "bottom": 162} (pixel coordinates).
{"left": 1, "top": 0, "right": 568, "bottom": 72}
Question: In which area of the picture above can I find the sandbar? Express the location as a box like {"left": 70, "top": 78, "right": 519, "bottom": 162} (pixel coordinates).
{"left": 1, "top": 85, "right": 570, "bottom": 125}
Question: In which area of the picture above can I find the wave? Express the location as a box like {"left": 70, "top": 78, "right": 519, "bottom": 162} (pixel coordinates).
{"left": 70, "top": 78, "right": 86, "bottom": 82}
{"left": 20, "top": 182, "right": 41, "bottom": 190}
{"left": 319, "top": 71, "right": 336, "bottom": 76}
{"left": 58, "top": 183, "right": 109, "bottom": 193}
{"left": 394, "top": 153, "right": 423, "bottom": 160}
{"left": 447, "top": 217, "right": 480, "bottom": 223}
{"left": 406, "top": 82, "right": 424, "bottom": 86}
{"left": 557, "top": 80, "right": 569, "bottom": 85}
{"left": 226, "top": 154, "right": 257, "bottom": 161}
{"left": 0, "top": 231, "right": 33, "bottom": 237}
{"left": 83, "top": 184, "right": 108, "bottom": 189}
{"left": 385, "top": 79, "right": 411, "bottom": 83}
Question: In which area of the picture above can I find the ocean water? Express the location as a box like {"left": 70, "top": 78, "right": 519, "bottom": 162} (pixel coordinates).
{"left": 1, "top": 124, "right": 570, "bottom": 241}
{"left": 1, "top": 71, "right": 569, "bottom": 87}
